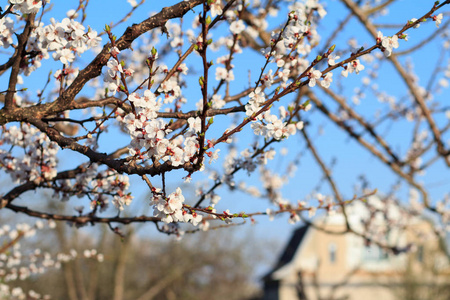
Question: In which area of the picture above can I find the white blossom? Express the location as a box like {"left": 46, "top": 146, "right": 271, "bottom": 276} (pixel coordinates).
{"left": 229, "top": 20, "right": 246, "bottom": 34}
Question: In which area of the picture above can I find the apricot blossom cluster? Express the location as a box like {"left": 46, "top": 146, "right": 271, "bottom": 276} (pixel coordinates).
{"left": 0, "top": 220, "right": 103, "bottom": 299}
{"left": 10, "top": 8, "right": 101, "bottom": 76}
{"left": 0, "top": 123, "right": 58, "bottom": 184}
{"left": 0, "top": 1, "right": 449, "bottom": 299}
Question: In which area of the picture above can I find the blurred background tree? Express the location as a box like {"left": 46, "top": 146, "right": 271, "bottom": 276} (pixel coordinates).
{"left": 11, "top": 223, "right": 263, "bottom": 300}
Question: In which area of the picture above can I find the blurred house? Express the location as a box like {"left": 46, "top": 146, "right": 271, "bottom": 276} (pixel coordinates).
{"left": 262, "top": 196, "right": 450, "bottom": 300}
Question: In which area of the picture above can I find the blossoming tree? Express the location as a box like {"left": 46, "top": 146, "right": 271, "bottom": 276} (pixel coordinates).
{"left": 1, "top": 0, "right": 450, "bottom": 295}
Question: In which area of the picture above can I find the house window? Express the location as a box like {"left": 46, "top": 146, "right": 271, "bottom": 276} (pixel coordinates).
{"left": 329, "top": 243, "right": 337, "bottom": 264}
{"left": 417, "top": 245, "right": 424, "bottom": 263}
{"left": 363, "top": 244, "right": 388, "bottom": 261}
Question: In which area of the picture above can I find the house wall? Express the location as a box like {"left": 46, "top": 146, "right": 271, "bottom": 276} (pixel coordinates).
{"left": 272, "top": 218, "right": 449, "bottom": 300}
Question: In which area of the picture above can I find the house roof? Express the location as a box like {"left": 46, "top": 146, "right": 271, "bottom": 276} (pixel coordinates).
{"left": 263, "top": 224, "right": 310, "bottom": 281}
